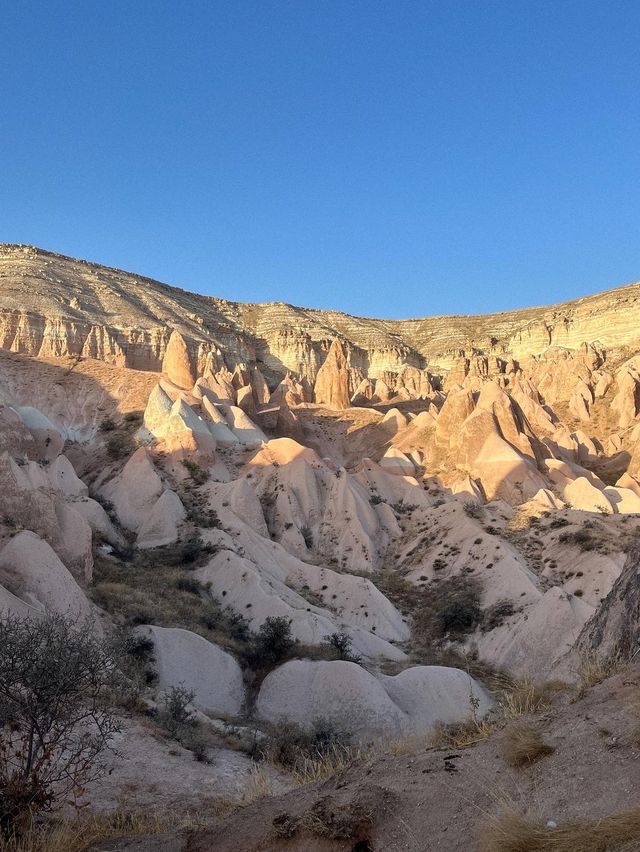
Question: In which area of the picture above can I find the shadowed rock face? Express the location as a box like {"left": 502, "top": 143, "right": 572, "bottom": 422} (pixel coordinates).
{"left": 577, "top": 547, "right": 640, "bottom": 659}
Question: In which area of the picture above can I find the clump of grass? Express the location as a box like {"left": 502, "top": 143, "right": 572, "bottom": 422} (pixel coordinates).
{"left": 430, "top": 717, "right": 495, "bottom": 749}
{"left": 479, "top": 806, "right": 640, "bottom": 852}
{"left": 260, "top": 718, "right": 360, "bottom": 783}
{"left": 242, "top": 765, "right": 273, "bottom": 803}
{"left": 557, "top": 528, "right": 607, "bottom": 553}
{"left": 496, "top": 676, "right": 563, "bottom": 719}
{"left": 0, "top": 811, "right": 170, "bottom": 852}
{"left": 502, "top": 723, "right": 555, "bottom": 767}
{"left": 576, "top": 651, "right": 624, "bottom": 694}
{"left": 463, "top": 502, "right": 483, "bottom": 519}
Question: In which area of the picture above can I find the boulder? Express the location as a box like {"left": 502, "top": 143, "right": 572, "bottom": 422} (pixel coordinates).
{"left": 379, "top": 447, "right": 416, "bottom": 476}
{"left": 48, "top": 454, "right": 88, "bottom": 498}
{"left": 222, "top": 406, "right": 267, "bottom": 445}
{"left": 380, "top": 666, "right": 492, "bottom": 733}
{"left": 256, "top": 660, "right": 407, "bottom": 739}
{"left": 200, "top": 398, "right": 240, "bottom": 445}
{"left": 102, "top": 448, "right": 164, "bottom": 531}
{"left": 139, "top": 625, "right": 244, "bottom": 717}
{"left": 256, "top": 660, "right": 490, "bottom": 741}
{"left": 478, "top": 586, "right": 594, "bottom": 678}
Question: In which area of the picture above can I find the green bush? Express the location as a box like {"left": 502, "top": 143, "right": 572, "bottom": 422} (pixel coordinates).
{"left": 323, "top": 632, "right": 362, "bottom": 664}
{"left": 157, "top": 685, "right": 213, "bottom": 763}
{"left": 412, "top": 576, "right": 483, "bottom": 647}
{"left": 244, "top": 616, "right": 295, "bottom": 669}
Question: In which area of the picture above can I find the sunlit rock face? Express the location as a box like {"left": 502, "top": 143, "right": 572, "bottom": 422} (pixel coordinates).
{"left": 6, "top": 242, "right": 640, "bottom": 721}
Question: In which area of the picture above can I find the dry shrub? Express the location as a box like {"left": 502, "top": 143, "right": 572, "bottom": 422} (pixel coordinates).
{"left": 292, "top": 742, "right": 363, "bottom": 785}
{"left": 496, "top": 677, "right": 564, "bottom": 719}
{"left": 480, "top": 806, "right": 640, "bottom": 852}
{"left": 0, "top": 812, "right": 168, "bottom": 852}
{"left": 430, "top": 718, "right": 495, "bottom": 749}
{"left": 502, "top": 723, "right": 555, "bottom": 767}
{"left": 260, "top": 719, "right": 361, "bottom": 785}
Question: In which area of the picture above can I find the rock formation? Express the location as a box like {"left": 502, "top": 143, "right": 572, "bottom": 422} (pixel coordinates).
{"left": 3, "top": 245, "right": 640, "bottom": 829}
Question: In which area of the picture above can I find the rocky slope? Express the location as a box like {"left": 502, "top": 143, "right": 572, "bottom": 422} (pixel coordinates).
{"left": 3, "top": 244, "right": 640, "bottom": 380}
{"left": 3, "top": 246, "right": 640, "bottom": 848}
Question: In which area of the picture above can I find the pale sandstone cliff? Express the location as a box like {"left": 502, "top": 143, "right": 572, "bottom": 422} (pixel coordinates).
{"left": 3, "top": 244, "right": 640, "bottom": 387}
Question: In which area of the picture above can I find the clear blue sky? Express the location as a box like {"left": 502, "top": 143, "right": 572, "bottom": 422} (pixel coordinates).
{"left": 1, "top": 1, "right": 639, "bottom": 318}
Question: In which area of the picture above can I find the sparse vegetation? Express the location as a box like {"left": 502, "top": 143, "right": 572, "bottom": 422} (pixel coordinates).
{"left": 496, "top": 676, "right": 562, "bottom": 719}
{"left": 412, "top": 576, "right": 483, "bottom": 648}
{"left": 322, "top": 632, "right": 362, "bottom": 664}
{"left": 430, "top": 717, "right": 494, "bottom": 749}
{"left": 558, "top": 528, "right": 598, "bottom": 551}
{"left": 157, "top": 685, "right": 214, "bottom": 762}
{"left": 261, "top": 718, "right": 358, "bottom": 783}
{"left": 481, "top": 599, "right": 516, "bottom": 632}
{"left": 181, "top": 458, "right": 209, "bottom": 485}
{"left": 502, "top": 722, "right": 554, "bottom": 767}
{"left": 479, "top": 806, "right": 640, "bottom": 852}
{"left": 463, "top": 502, "right": 483, "bottom": 519}
{"left": 91, "top": 554, "right": 250, "bottom": 652}
{"left": 105, "top": 430, "right": 136, "bottom": 460}
{"left": 576, "top": 651, "right": 624, "bottom": 694}
{"left": 0, "top": 811, "right": 170, "bottom": 852}
{"left": 0, "top": 615, "right": 126, "bottom": 838}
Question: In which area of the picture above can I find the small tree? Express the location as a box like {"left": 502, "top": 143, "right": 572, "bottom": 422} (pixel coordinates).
{"left": 248, "top": 616, "right": 295, "bottom": 668}
{"left": 0, "top": 614, "right": 125, "bottom": 838}
{"left": 323, "top": 632, "right": 362, "bottom": 664}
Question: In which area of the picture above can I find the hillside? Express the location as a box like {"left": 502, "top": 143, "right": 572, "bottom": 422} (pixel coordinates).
{"left": 2, "top": 247, "right": 640, "bottom": 851}
{"left": 3, "top": 244, "right": 640, "bottom": 380}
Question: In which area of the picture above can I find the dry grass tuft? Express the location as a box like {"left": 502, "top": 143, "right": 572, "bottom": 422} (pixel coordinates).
{"left": 479, "top": 806, "right": 640, "bottom": 852}
{"left": 496, "top": 676, "right": 565, "bottom": 719}
{"left": 291, "top": 742, "right": 364, "bottom": 785}
{"left": 0, "top": 812, "right": 169, "bottom": 852}
{"left": 242, "top": 765, "right": 274, "bottom": 803}
{"left": 384, "top": 733, "right": 431, "bottom": 756}
{"left": 576, "top": 652, "right": 624, "bottom": 694}
{"left": 430, "top": 717, "right": 495, "bottom": 749}
{"left": 502, "top": 723, "right": 555, "bottom": 767}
